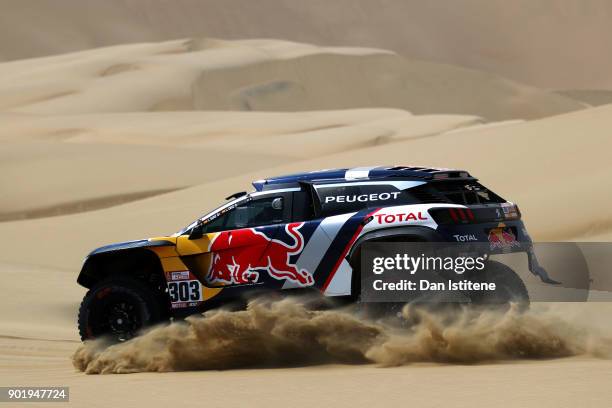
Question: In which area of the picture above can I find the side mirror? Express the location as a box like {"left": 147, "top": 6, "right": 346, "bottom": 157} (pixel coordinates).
{"left": 188, "top": 221, "right": 204, "bottom": 240}
{"left": 271, "top": 197, "right": 283, "bottom": 210}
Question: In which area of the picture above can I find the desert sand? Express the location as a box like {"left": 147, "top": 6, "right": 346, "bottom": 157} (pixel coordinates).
{"left": 3, "top": 1, "right": 612, "bottom": 90}
{"left": 1, "top": 23, "right": 612, "bottom": 408}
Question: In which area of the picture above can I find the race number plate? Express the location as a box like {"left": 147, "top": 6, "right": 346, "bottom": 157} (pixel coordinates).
{"left": 167, "top": 271, "right": 203, "bottom": 308}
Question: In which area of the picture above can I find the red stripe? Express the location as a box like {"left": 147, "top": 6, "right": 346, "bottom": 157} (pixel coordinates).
{"left": 466, "top": 209, "right": 475, "bottom": 221}
{"left": 448, "top": 208, "right": 459, "bottom": 222}
{"left": 322, "top": 209, "right": 379, "bottom": 292}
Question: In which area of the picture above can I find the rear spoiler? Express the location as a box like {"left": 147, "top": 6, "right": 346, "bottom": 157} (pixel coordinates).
{"left": 428, "top": 170, "right": 475, "bottom": 181}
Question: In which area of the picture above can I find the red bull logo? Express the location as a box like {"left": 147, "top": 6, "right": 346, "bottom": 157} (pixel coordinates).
{"left": 488, "top": 227, "right": 520, "bottom": 250}
{"left": 206, "top": 222, "right": 313, "bottom": 286}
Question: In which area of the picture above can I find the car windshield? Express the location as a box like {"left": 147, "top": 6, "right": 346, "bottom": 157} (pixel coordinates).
{"left": 172, "top": 195, "right": 249, "bottom": 236}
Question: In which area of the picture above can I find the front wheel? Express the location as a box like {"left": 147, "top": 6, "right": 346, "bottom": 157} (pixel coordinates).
{"left": 78, "top": 277, "right": 165, "bottom": 342}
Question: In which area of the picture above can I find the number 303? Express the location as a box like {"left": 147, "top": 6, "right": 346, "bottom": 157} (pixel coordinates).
{"left": 168, "top": 281, "right": 201, "bottom": 302}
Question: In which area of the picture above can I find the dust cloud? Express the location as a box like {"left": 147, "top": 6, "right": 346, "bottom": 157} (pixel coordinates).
{"left": 74, "top": 299, "right": 611, "bottom": 374}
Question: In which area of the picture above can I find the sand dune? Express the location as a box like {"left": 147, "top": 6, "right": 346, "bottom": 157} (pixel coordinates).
{"left": 0, "top": 109, "right": 481, "bottom": 219}
{"left": 0, "top": 139, "right": 288, "bottom": 220}
{"left": 0, "top": 110, "right": 480, "bottom": 148}
{"left": 3, "top": 1, "right": 612, "bottom": 90}
{"left": 0, "top": 261, "right": 83, "bottom": 341}
{"left": 0, "top": 39, "right": 583, "bottom": 120}
{"left": 558, "top": 90, "right": 612, "bottom": 107}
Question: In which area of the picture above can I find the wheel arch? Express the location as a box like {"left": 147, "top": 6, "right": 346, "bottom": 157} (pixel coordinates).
{"left": 346, "top": 226, "right": 442, "bottom": 299}
{"left": 348, "top": 226, "right": 443, "bottom": 267}
{"left": 77, "top": 248, "right": 166, "bottom": 291}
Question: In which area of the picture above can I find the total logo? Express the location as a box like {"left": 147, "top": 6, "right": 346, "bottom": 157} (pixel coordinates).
{"left": 453, "top": 234, "right": 478, "bottom": 242}
{"left": 374, "top": 212, "right": 428, "bottom": 224}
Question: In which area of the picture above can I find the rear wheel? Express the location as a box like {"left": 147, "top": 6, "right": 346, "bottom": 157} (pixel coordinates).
{"left": 349, "top": 239, "right": 530, "bottom": 321}
{"left": 78, "top": 277, "right": 165, "bottom": 342}
{"left": 468, "top": 260, "right": 530, "bottom": 311}
{"left": 349, "top": 239, "right": 418, "bottom": 324}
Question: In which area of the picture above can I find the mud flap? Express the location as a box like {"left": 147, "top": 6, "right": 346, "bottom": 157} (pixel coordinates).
{"left": 527, "top": 248, "right": 561, "bottom": 284}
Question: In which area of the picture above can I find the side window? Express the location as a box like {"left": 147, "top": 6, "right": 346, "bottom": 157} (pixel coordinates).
{"left": 315, "top": 184, "right": 408, "bottom": 216}
{"left": 201, "top": 210, "right": 233, "bottom": 233}
{"left": 235, "top": 194, "right": 292, "bottom": 228}
{"left": 202, "top": 193, "right": 292, "bottom": 233}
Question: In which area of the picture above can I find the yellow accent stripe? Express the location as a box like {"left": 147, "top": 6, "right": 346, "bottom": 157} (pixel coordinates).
{"left": 203, "top": 287, "right": 223, "bottom": 300}
{"left": 161, "top": 257, "right": 188, "bottom": 272}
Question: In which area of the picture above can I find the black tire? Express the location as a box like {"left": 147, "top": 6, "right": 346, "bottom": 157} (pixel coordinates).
{"left": 364, "top": 262, "right": 530, "bottom": 324}
{"left": 78, "top": 277, "right": 165, "bottom": 342}
{"left": 349, "top": 241, "right": 529, "bottom": 322}
{"left": 349, "top": 237, "right": 435, "bottom": 323}
{"left": 468, "top": 260, "right": 530, "bottom": 311}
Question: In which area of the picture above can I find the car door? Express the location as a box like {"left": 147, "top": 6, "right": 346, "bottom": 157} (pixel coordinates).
{"left": 271, "top": 188, "right": 327, "bottom": 289}
{"left": 176, "top": 192, "right": 293, "bottom": 287}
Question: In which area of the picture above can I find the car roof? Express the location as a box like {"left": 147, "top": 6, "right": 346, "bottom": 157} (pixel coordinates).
{"left": 252, "top": 165, "right": 472, "bottom": 191}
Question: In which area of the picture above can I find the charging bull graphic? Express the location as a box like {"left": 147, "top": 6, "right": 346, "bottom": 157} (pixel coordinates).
{"left": 488, "top": 227, "right": 520, "bottom": 251}
{"left": 206, "top": 222, "right": 314, "bottom": 286}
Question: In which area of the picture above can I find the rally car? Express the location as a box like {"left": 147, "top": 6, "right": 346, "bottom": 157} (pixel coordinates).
{"left": 77, "top": 166, "right": 556, "bottom": 341}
